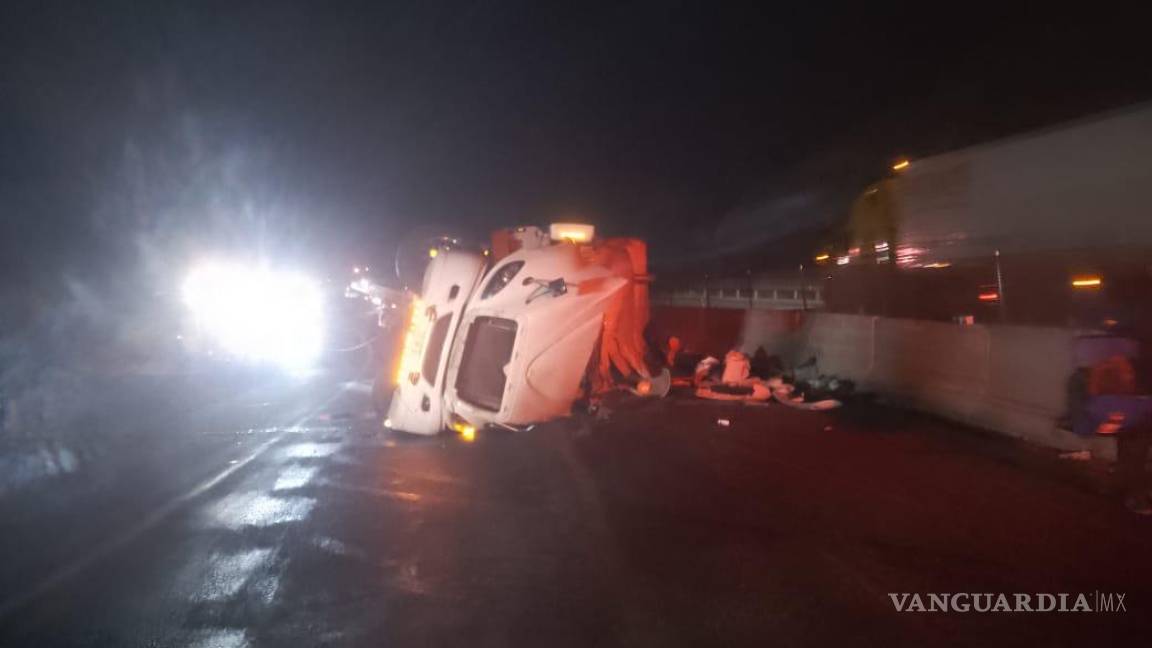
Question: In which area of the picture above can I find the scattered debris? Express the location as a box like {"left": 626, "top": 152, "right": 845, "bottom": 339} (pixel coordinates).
{"left": 694, "top": 356, "right": 721, "bottom": 385}
{"left": 696, "top": 382, "right": 771, "bottom": 402}
{"left": 768, "top": 377, "right": 841, "bottom": 410}
{"left": 721, "top": 350, "right": 750, "bottom": 384}
{"left": 687, "top": 350, "right": 847, "bottom": 409}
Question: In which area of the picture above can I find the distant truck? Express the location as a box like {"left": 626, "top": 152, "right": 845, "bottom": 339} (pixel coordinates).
{"left": 820, "top": 103, "right": 1152, "bottom": 326}
{"left": 381, "top": 224, "right": 665, "bottom": 436}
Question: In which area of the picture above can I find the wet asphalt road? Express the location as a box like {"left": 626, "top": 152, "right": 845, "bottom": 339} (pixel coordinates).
{"left": 2, "top": 383, "right": 1152, "bottom": 647}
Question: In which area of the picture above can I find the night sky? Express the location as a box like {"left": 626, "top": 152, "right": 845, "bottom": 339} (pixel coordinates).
{"left": 2, "top": 1, "right": 1150, "bottom": 296}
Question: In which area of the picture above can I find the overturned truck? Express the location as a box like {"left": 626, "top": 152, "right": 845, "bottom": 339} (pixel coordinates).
{"left": 385, "top": 224, "right": 665, "bottom": 435}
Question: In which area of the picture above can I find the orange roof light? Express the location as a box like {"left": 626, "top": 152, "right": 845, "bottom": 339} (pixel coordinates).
{"left": 978, "top": 291, "right": 1000, "bottom": 302}
{"left": 1072, "top": 276, "right": 1102, "bottom": 288}
{"left": 549, "top": 223, "right": 595, "bottom": 243}
{"left": 892, "top": 159, "right": 911, "bottom": 171}
{"left": 814, "top": 253, "right": 830, "bottom": 262}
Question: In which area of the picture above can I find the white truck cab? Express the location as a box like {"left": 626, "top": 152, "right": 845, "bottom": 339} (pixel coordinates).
{"left": 385, "top": 225, "right": 654, "bottom": 435}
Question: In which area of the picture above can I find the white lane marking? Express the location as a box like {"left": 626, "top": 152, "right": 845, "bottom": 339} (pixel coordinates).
{"left": 273, "top": 464, "right": 318, "bottom": 491}
{"left": 201, "top": 492, "right": 316, "bottom": 529}
{"left": 283, "top": 441, "right": 342, "bottom": 458}
{"left": 186, "top": 628, "right": 249, "bottom": 648}
{"left": 0, "top": 390, "right": 344, "bottom": 620}
{"left": 250, "top": 574, "right": 281, "bottom": 605}
{"left": 192, "top": 548, "right": 276, "bottom": 602}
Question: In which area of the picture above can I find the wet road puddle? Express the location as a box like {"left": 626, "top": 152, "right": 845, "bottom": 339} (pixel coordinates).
{"left": 316, "top": 479, "right": 427, "bottom": 503}
{"left": 283, "top": 441, "right": 343, "bottom": 459}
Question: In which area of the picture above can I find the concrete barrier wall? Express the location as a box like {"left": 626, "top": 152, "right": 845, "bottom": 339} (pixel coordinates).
{"left": 736, "top": 309, "right": 807, "bottom": 360}
{"left": 791, "top": 313, "right": 1112, "bottom": 457}
{"left": 650, "top": 305, "right": 1109, "bottom": 455}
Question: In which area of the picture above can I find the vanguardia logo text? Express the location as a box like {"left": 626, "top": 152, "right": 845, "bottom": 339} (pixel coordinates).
{"left": 888, "top": 592, "right": 1126, "bottom": 613}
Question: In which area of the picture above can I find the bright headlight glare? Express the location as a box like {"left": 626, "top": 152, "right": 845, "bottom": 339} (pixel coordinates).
{"left": 182, "top": 261, "right": 325, "bottom": 371}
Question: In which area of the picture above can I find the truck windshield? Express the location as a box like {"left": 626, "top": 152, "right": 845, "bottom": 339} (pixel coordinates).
{"left": 480, "top": 261, "right": 524, "bottom": 299}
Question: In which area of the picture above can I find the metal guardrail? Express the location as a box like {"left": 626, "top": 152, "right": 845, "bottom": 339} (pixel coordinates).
{"left": 652, "top": 288, "right": 824, "bottom": 310}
